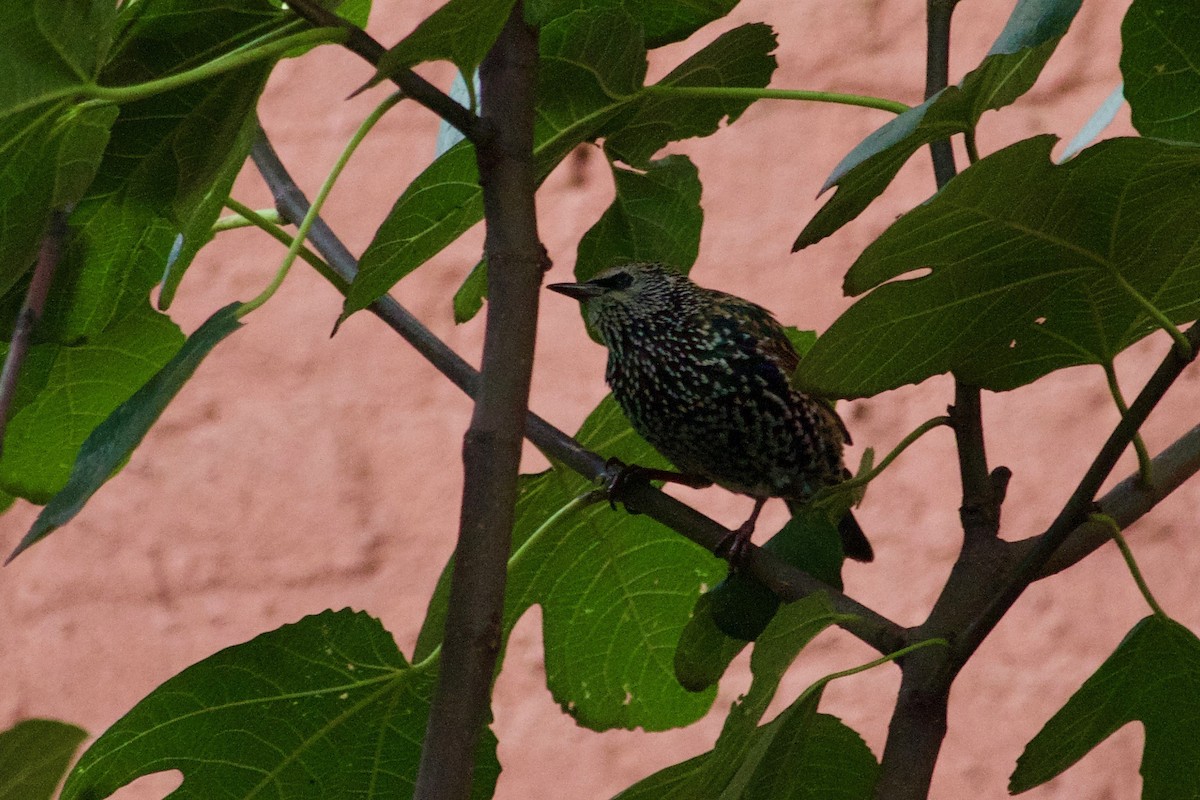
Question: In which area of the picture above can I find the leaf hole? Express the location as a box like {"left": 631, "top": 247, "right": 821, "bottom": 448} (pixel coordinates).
{"left": 887, "top": 267, "right": 933, "bottom": 283}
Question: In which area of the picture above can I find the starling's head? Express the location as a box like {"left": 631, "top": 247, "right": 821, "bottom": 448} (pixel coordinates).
{"left": 547, "top": 263, "right": 692, "bottom": 339}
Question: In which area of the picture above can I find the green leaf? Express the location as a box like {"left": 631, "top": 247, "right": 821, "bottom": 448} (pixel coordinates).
{"left": 0, "top": 0, "right": 119, "bottom": 297}
{"left": 156, "top": 94, "right": 269, "bottom": 309}
{"left": 514, "top": 398, "right": 725, "bottom": 731}
{"left": 345, "top": 140, "right": 484, "bottom": 320}
{"left": 374, "top": 0, "right": 516, "bottom": 78}
{"left": 604, "top": 23, "right": 778, "bottom": 168}
{"left": 575, "top": 154, "right": 703, "bottom": 280}
{"left": 1011, "top": 615, "right": 1200, "bottom": 798}
{"left": 416, "top": 396, "right": 725, "bottom": 731}
{"left": 795, "top": 0, "right": 1082, "bottom": 250}
{"left": 0, "top": 719, "right": 88, "bottom": 800}
{"left": 348, "top": 7, "right": 648, "bottom": 320}
{"left": 452, "top": 258, "right": 488, "bottom": 323}
{"left": 706, "top": 509, "right": 844, "bottom": 641}
{"left": 0, "top": 104, "right": 117, "bottom": 300}
{"left": 1121, "top": 0, "right": 1200, "bottom": 142}
{"left": 796, "top": 135, "right": 1200, "bottom": 398}
{"left": 9, "top": 304, "right": 240, "bottom": 562}
{"left": 80, "top": 0, "right": 288, "bottom": 320}
{"left": 527, "top": 0, "right": 740, "bottom": 48}
{"left": 620, "top": 598, "right": 871, "bottom": 799}
{"left": 0, "top": 306, "right": 184, "bottom": 503}
{"left": 1, "top": 1, "right": 111, "bottom": 115}
{"left": 535, "top": 8, "right": 646, "bottom": 138}
{"left": 742, "top": 695, "right": 878, "bottom": 800}
{"left": 334, "top": 0, "right": 372, "bottom": 27}
{"left": 61, "top": 609, "right": 500, "bottom": 800}
{"left": 673, "top": 590, "right": 751, "bottom": 693}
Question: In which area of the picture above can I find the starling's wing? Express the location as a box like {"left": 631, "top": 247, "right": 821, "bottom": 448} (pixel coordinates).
{"left": 708, "top": 293, "right": 854, "bottom": 445}
{"left": 707, "top": 292, "right": 799, "bottom": 370}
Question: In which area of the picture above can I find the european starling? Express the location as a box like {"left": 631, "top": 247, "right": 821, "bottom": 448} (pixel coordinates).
{"left": 548, "top": 262, "right": 873, "bottom": 562}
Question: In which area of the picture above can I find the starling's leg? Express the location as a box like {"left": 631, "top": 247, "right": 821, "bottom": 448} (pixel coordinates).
{"left": 715, "top": 496, "right": 769, "bottom": 567}
{"left": 603, "top": 457, "right": 713, "bottom": 512}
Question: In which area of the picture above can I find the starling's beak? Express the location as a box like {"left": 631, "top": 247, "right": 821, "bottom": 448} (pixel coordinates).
{"left": 547, "top": 281, "right": 604, "bottom": 301}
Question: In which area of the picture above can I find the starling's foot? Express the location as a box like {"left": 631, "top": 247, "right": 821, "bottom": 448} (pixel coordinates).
{"left": 602, "top": 458, "right": 713, "bottom": 514}
{"left": 714, "top": 524, "right": 755, "bottom": 571}
{"left": 714, "top": 496, "right": 769, "bottom": 571}
{"left": 602, "top": 457, "right": 637, "bottom": 512}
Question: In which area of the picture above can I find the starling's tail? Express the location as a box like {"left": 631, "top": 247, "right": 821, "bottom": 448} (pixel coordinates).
{"left": 786, "top": 500, "right": 874, "bottom": 562}
{"left": 838, "top": 511, "right": 874, "bottom": 563}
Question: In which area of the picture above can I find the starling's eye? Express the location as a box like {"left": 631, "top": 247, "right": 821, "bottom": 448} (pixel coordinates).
{"left": 591, "top": 270, "right": 634, "bottom": 291}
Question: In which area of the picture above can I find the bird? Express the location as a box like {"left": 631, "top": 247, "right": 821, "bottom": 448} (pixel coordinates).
{"left": 548, "top": 262, "right": 873, "bottom": 563}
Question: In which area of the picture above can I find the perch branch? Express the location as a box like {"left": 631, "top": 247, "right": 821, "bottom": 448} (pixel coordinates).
{"left": 248, "top": 133, "right": 906, "bottom": 657}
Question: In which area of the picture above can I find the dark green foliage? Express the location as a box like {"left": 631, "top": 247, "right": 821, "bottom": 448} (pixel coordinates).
{"left": 11, "top": 304, "right": 242, "bottom": 561}
{"left": 794, "top": 0, "right": 1082, "bottom": 250}
{"left": 1121, "top": 0, "right": 1200, "bottom": 142}
{"left": 622, "top": 597, "right": 876, "bottom": 799}
{"left": 61, "top": 610, "right": 500, "bottom": 800}
{"left": 0, "top": 719, "right": 88, "bottom": 800}
{"left": 575, "top": 155, "right": 704, "bottom": 281}
{"left": 1011, "top": 616, "right": 1200, "bottom": 798}
{"left": 796, "top": 135, "right": 1200, "bottom": 397}
{"left": 6, "top": 0, "right": 1200, "bottom": 798}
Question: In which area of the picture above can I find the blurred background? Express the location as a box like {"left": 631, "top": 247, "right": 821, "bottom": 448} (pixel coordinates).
{"left": 4, "top": 0, "right": 1197, "bottom": 797}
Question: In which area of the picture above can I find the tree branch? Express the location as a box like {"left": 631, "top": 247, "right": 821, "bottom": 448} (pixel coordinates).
{"left": 248, "top": 133, "right": 906, "bottom": 656}
{"left": 957, "top": 323, "right": 1200, "bottom": 657}
{"left": 0, "top": 210, "right": 67, "bottom": 458}
{"left": 284, "top": 0, "right": 486, "bottom": 143}
{"left": 873, "top": 2, "right": 969, "bottom": 797}
{"left": 411, "top": 7, "right": 542, "bottom": 799}
{"left": 1039, "top": 423, "right": 1200, "bottom": 577}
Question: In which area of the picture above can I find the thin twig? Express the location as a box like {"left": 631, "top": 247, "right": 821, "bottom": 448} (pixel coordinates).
{"left": 248, "top": 131, "right": 907, "bottom": 656}
{"left": 284, "top": 0, "right": 486, "bottom": 143}
{"left": 0, "top": 211, "right": 68, "bottom": 458}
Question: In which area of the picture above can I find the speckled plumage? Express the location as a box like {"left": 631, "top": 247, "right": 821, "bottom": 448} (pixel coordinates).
{"left": 549, "top": 262, "right": 872, "bottom": 562}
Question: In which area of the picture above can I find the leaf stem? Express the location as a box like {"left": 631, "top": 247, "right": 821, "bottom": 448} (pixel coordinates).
{"left": 1102, "top": 363, "right": 1153, "bottom": 486}
{"left": 238, "top": 92, "right": 402, "bottom": 318}
{"left": 222, "top": 198, "right": 343, "bottom": 290}
{"left": 88, "top": 28, "right": 346, "bottom": 105}
{"left": 796, "top": 638, "right": 949, "bottom": 707}
{"left": 963, "top": 128, "right": 981, "bottom": 164}
{"left": 1092, "top": 513, "right": 1166, "bottom": 618}
{"left": 507, "top": 490, "right": 604, "bottom": 572}
{"left": 1108, "top": 269, "right": 1192, "bottom": 359}
{"left": 643, "top": 85, "right": 909, "bottom": 115}
{"left": 814, "top": 415, "right": 951, "bottom": 502}
{"left": 214, "top": 208, "right": 283, "bottom": 232}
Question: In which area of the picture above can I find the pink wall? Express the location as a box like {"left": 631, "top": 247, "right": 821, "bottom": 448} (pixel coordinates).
{"left": 4, "top": 1, "right": 1198, "bottom": 798}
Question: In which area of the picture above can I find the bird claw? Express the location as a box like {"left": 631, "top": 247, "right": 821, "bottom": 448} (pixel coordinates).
{"left": 601, "top": 457, "right": 643, "bottom": 514}
{"left": 714, "top": 524, "right": 754, "bottom": 572}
